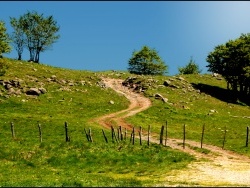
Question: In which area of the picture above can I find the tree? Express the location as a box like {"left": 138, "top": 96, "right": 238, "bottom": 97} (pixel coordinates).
{"left": 10, "top": 11, "right": 60, "bottom": 63}
{"left": 178, "top": 56, "right": 201, "bottom": 74}
{"left": 128, "top": 46, "right": 168, "bottom": 75}
{"left": 0, "top": 21, "right": 11, "bottom": 58}
{"left": 10, "top": 17, "right": 25, "bottom": 60}
{"left": 206, "top": 33, "right": 250, "bottom": 101}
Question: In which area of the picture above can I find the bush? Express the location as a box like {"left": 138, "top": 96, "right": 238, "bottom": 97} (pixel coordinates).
{"left": 178, "top": 57, "right": 201, "bottom": 74}
{"left": 0, "top": 59, "right": 8, "bottom": 76}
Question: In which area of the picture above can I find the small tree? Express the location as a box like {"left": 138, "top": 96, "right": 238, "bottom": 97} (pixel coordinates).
{"left": 128, "top": 46, "right": 168, "bottom": 75}
{"left": 0, "top": 21, "right": 11, "bottom": 58}
{"left": 178, "top": 57, "right": 201, "bottom": 74}
{"left": 10, "top": 11, "right": 60, "bottom": 63}
{"left": 10, "top": 17, "right": 26, "bottom": 60}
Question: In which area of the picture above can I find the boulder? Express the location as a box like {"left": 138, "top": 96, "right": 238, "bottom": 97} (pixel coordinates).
{"left": 155, "top": 93, "right": 168, "bottom": 103}
{"left": 26, "top": 88, "right": 41, "bottom": 96}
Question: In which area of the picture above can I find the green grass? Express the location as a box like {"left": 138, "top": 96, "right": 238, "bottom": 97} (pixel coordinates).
{"left": 0, "top": 58, "right": 194, "bottom": 186}
{"left": 125, "top": 74, "right": 250, "bottom": 156}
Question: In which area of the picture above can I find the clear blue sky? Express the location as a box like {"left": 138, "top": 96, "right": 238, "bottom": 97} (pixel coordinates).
{"left": 1, "top": 1, "right": 250, "bottom": 75}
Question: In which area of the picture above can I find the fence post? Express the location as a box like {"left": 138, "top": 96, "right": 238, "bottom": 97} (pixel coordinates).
{"left": 201, "top": 124, "right": 205, "bottom": 148}
{"left": 124, "top": 128, "right": 127, "bottom": 141}
{"left": 183, "top": 124, "right": 186, "bottom": 149}
{"left": 148, "top": 125, "right": 150, "bottom": 146}
{"left": 117, "top": 127, "right": 120, "bottom": 141}
{"left": 102, "top": 129, "right": 108, "bottom": 143}
{"left": 84, "top": 128, "right": 90, "bottom": 141}
{"left": 89, "top": 128, "right": 93, "bottom": 142}
{"left": 160, "top": 125, "right": 164, "bottom": 145}
{"left": 222, "top": 126, "right": 227, "bottom": 149}
{"left": 10, "top": 122, "right": 15, "bottom": 139}
{"left": 165, "top": 121, "right": 168, "bottom": 146}
{"left": 65, "top": 122, "right": 70, "bottom": 142}
{"left": 119, "top": 126, "right": 123, "bottom": 141}
{"left": 139, "top": 126, "right": 142, "bottom": 145}
{"left": 132, "top": 127, "right": 135, "bottom": 145}
{"left": 38, "top": 123, "right": 42, "bottom": 143}
{"left": 246, "top": 126, "right": 249, "bottom": 147}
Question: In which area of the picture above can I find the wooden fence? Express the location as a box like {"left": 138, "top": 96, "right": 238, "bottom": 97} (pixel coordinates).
{"left": 8, "top": 121, "right": 250, "bottom": 149}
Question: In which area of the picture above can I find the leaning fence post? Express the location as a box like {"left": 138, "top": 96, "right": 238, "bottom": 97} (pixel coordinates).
{"left": 102, "top": 129, "right": 108, "bottom": 143}
{"left": 89, "top": 128, "right": 93, "bottom": 142}
{"left": 84, "top": 128, "right": 90, "bottom": 141}
{"left": 10, "top": 122, "right": 15, "bottom": 139}
{"left": 201, "top": 124, "right": 205, "bottom": 148}
{"left": 38, "top": 123, "right": 42, "bottom": 143}
{"left": 246, "top": 126, "right": 249, "bottom": 147}
{"left": 65, "top": 122, "right": 70, "bottom": 142}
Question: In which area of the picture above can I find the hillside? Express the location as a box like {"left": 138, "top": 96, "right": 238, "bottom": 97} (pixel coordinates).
{"left": 0, "top": 58, "right": 250, "bottom": 186}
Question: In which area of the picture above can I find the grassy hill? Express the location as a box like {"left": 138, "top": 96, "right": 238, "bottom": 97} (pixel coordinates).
{"left": 0, "top": 58, "right": 249, "bottom": 186}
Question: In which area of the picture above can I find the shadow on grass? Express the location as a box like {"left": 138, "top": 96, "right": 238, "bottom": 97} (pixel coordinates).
{"left": 191, "top": 83, "right": 250, "bottom": 106}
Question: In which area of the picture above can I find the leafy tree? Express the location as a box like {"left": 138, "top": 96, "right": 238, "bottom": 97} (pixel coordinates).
{"left": 206, "top": 33, "right": 250, "bottom": 101}
{"left": 178, "top": 56, "right": 201, "bottom": 74}
{"left": 10, "top": 17, "right": 25, "bottom": 60}
{"left": 0, "top": 21, "right": 11, "bottom": 58}
{"left": 10, "top": 11, "right": 60, "bottom": 63}
{"left": 128, "top": 46, "right": 168, "bottom": 75}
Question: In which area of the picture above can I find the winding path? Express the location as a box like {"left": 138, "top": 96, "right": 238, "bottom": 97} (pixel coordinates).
{"left": 94, "top": 77, "right": 250, "bottom": 186}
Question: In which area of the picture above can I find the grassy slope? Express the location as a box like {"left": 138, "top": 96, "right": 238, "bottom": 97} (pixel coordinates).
{"left": 0, "top": 58, "right": 194, "bottom": 186}
{"left": 120, "top": 74, "right": 250, "bottom": 156}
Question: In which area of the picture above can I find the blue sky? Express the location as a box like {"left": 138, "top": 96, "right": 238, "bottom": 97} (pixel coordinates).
{"left": 1, "top": 1, "right": 250, "bottom": 75}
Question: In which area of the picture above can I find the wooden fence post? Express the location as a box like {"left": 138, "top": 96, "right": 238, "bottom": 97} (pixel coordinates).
{"left": 119, "top": 126, "right": 123, "bottom": 141}
{"left": 201, "top": 124, "right": 205, "bottom": 148}
{"left": 117, "top": 127, "right": 120, "bottom": 141}
{"left": 10, "top": 122, "right": 15, "bottom": 139}
{"left": 165, "top": 121, "right": 168, "bottom": 146}
{"left": 183, "top": 124, "right": 186, "bottom": 149}
{"left": 160, "top": 125, "right": 164, "bottom": 145}
{"left": 65, "top": 122, "right": 70, "bottom": 142}
{"left": 84, "top": 128, "right": 90, "bottom": 141}
{"left": 111, "top": 126, "right": 118, "bottom": 143}
{"left": 89, "top": 128, "right": 93, "bottom": 142}
{"left": 102, "top": 129, "right": 108, "bottom": 143}
{"left": 38, "top": 123, "right": 42, "bottom": 143}
{"left": 139, "top": 126, "right": 142, "bottom": 145}
{"left": 222, "top": 126, "right": 227, "bottom": 149}
{"left": 132, "top": 127, "right": 135, "bottom": 145}
{"left": 148, "top": 125, "right": 150, "bottom": 146}
{"left": 124, "top": 128, "right": 127, "bottom": 141}
{"left": 246, "top": 126, "right": 249, "bottom": 147}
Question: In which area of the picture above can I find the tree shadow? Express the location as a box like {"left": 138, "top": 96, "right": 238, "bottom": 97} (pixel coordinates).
{"left": 191, "top": 83, "right": 250, "bottom": 106}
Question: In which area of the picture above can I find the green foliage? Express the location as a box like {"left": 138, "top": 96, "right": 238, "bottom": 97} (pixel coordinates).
{"left": 206, "top": 33, "right": 250, "bottom": 102}
{"left": 0, "top": 21, "right": 11, "bottom": 57}
{"left": 128, "top": 45, "right": 168, "bottom": 75}
{"left": 10, "top": 17, "right": 26, "bottom": 60}
{"left": 178, "top": 57, "right": 201, "bottom": 74}
{"left": 10, "top": 11, "right": 60, "bottom": 63}
{"left": 0, "top": 58, "right": 8, "bottom": 76}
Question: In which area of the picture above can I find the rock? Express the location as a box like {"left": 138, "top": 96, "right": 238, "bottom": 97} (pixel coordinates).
{"left": 109, "top": 100, "right": 115, "bottom": 105}
{"left": 163, "top": 80, "right": 171, "bottom": 86}
{"left": 155, "top": 93, "right": 168, "bottom": 103}
{"left": 39, "top": 87, "right": 47, "bottom": 94}
{"left": 8, "top": 88, "right": 16, "bottom": 95}
{"left": 97, "top": 81, "right": 106, "bottom": 88}
{"left": 26, "top": 88, "right": 41, "bottom": 96}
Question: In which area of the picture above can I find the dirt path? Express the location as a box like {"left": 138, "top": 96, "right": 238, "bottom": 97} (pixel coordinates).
{"left": 94, "top": 78, "right": 250, "bottom": 187}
